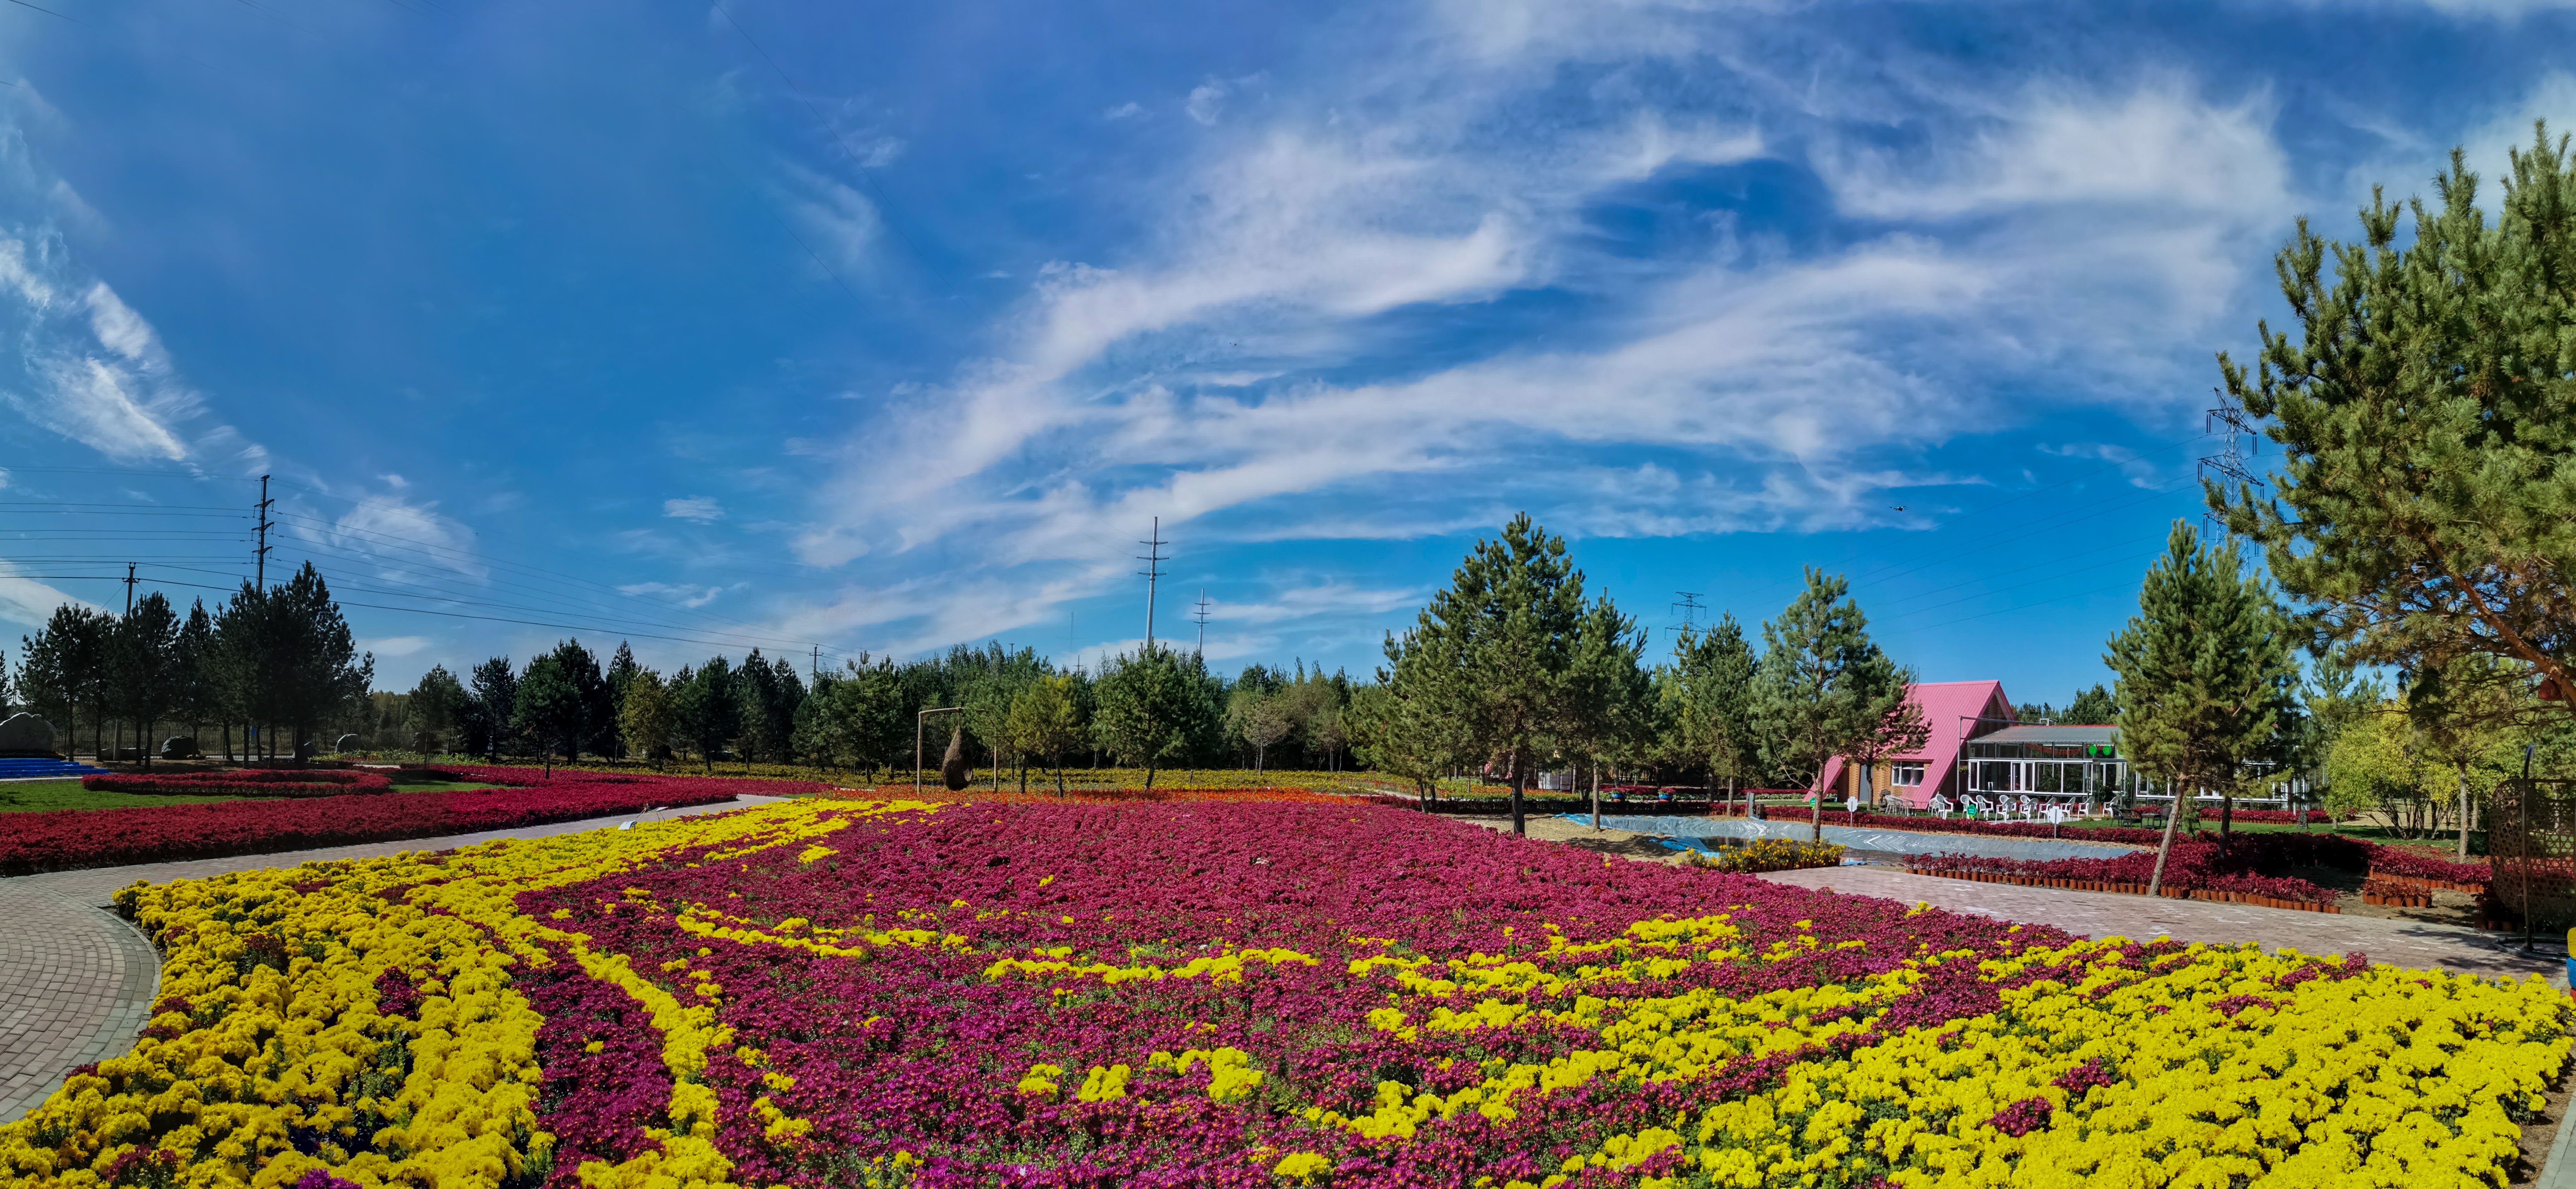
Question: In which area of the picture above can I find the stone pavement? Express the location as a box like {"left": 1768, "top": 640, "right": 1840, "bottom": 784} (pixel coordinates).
{"left": 0, "top": 793, "right": 788, "bottom": 1127}
{"left": 0, "top": 882, "right": 159, "bottom": 1125}
{"left": 1463, "top": 814, "right": 2564, "bottom": 987}
{"left": 1758, "top": 865, "right": 2566, "bottom": 987}
{"left": 9, "top": 793, "right": 788, "bottom": 907}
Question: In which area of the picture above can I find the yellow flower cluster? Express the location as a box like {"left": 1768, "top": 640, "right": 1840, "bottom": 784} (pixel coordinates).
{"left": 1325, "top": 925, "right": 2566, "bottom": 1189}
{"left": 0, "top": 798, "right": 939, "bottom": 1189}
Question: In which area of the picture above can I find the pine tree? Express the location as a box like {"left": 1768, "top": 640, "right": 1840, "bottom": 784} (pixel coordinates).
{"left": 1396, "top": 513, "right": 1591, "bottom": 835}
{"left": 1667, "top": 614, "right": 1761, "bottom": 816}
{"left": 468, "top": 656, "right": 519, "bottom": 761}
{"left": 409, "top": 664, "right": 468, "bottom": 757}
{"left": 2065, "top": 684, "right": 2119, "bottom": 726}
{"left": 602, "top": 642, "right": 641, "bottom": 757}
{"left": 113, "top": 592, "right": 183, "bottom": 769}
{"left": 1559, "top": 594, "right": 1650, "bottom": 826}
{"left": 2105, "top": 522, "right": 2301, "bottom": 893}
{"left": 1751, "top": 569, "right": 1921, "bottom": 841}
{"left": 618, "top": 669, "right": 674, "bottom": 770}
{"left": 672, "top": 657, "right": 741, "bottom": 773}
{"left": 2214, "top": 126, "right": 2576, "bottom": 711}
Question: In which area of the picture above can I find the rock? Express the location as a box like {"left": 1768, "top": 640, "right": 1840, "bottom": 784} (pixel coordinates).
{"left": 161, "top": 735, "right": 198, "bottom": 760}
{"left": 335, "top": 733, "right": 361, "bottom": 754}
{"left": 0, "top": 712, "right": 59, "bottom": 756}
{"left": 940, "top": 725, "right": 972, "bottom": 791}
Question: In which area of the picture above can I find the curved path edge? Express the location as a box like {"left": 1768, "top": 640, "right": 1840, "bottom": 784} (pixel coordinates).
{"left": 0, "top": 883, "right": 161, "bottom": 1125}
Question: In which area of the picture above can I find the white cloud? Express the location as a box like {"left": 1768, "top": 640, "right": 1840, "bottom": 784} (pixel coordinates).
{"left": 361, "top": 635, "right": 433, "bottom": 658}
{"left": 784, "top": 36, "right": 2304, "bottom": 654}
{"left": 296, "top": 494, "right": 487, "bottom": 584}
{"left": 664, "top": 496, "right": 725, "bottom": 521}
{"left": 618, "top": 581, "right": 725, "bottom": 608}
{"left": 1103, "top": 101, "right": 1143, "bottom": 120}
{"left": 785, "top": 167, "right": 881, "bottom": 269}
{"left": 1186, "top": 81, "right": 1226, "bottom": 125}
{"left": 0, "top": 565, "right": 89, "bottom": 630}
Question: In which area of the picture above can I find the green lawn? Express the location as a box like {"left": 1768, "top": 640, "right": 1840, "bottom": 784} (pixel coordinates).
{"left": 0, "top": 776, "right": 504, "bottom": 814}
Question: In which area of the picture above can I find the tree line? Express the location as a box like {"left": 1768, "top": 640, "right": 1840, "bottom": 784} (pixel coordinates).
{"left": 6, "top": 563, "right": 372, "bottom": 765}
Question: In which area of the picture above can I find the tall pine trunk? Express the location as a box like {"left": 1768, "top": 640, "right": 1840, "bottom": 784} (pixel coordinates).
{"left": 2146, "top": 781, "right": 2187, "bottom": 896}
{"left": 1510, "top": 747, "right": 1527, "bottom": 836}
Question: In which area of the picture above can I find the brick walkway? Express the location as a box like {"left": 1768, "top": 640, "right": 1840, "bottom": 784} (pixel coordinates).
{"left": 0, "top": 883, "right": 159, "bottom": 1125}
{"left": 0, "top": 794, "right": 786, "bottom": 1126}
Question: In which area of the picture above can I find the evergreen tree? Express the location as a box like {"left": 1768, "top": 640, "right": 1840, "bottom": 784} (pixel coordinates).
{"left": 1395, "top": 513, "right": 1590, "bottom": 835}
{"left": 409, "top": 664, "right": 468, "bottom": 756}
{"left": 265, "top": 564, "right": 373, "bottom": 758}
{"left": 19, "top": 605, "right": 103, "bottom": 756}
{"left": 672, "top": 657, "right": 741, "bottom": 773}
{"left": 468, "top": 656, "right": 519, "bottom": 760}
{"left": 1751, "top": 569, "right": 1922, "bottom": 842}
{"left": 112, "top": 592, "right": 183, "bottom": 769}
{"left": 618, "top": 668, "right": 674, "bottom": 769}
{"left": 2214, "top": 127, "right": 2576, "bottom": 712}
{"left": 2065, "top": 684, "right": 2119, "bottom": 726}
{"left": 2105, "top": 522, "right": 2302, "bottom": 893}
{"left": 1667, "top": 614, "right": 1761, "bottom": 815}
{"left": 601, "top": 641, "right": 641, "bottom": 757}
{"left": 1345, "top": 679, "right": 1445, "bottom": 802}
{"left": 171, "top": 600, "right": 215, "bottom": 752}
{"left": 513, "top": 641, "right": 603, "bottom": 769}
{"left": 1558, "top": 594, "right": 1651, "bottom": 822}
{"left": 1092, "top": 644, "right": 1217, "bottom": 790}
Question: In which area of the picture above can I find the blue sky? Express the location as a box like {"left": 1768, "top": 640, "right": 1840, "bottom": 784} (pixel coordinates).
{"left": 0, "top": 0, "right": 2569, "bottom": 702}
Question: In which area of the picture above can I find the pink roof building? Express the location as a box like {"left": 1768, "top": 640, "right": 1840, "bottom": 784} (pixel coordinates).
{"left": 1819, "top": 680, "right": 2014, "bottom": 809}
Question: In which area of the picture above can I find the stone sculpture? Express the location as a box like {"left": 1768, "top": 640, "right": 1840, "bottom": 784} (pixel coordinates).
{"left": 941, "top": 725, "right": 972, "bottom": 791}
{"left": 0, "top": 712, "right": 59, "bottom": 756}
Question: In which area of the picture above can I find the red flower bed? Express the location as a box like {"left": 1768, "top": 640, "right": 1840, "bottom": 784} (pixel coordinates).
{"left": 83, "top": 769, "right": 397, "bottom": 797}
{"left": 1901, "top": 833, "right": 2365, "bottom": 908}
{"left": 2364, "top": 846, "right": 2491, "bottom": 891}
{"left": 0, "top": 768, "right": 815, "bottom": 875}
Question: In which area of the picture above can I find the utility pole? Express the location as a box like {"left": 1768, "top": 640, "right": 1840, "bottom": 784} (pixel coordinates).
{"left": 123, "top": 564, "right": 137, "bottom": 615}
{"left": 1192, "top": 590, "right": 1212, "bottom": 654}
{"left": 253, "top": 474, "right": 275, "bottom": 588}
{"left": 1136, "top": 517, "right": 1167, "bottom": 649}
{"left": 1671, "top": 591, "right": 1703, "bottom": 634}
{"left": 811, "top": 645, "right": 819, "bottom": 682}
{"left": 2199, "top": 390, "right": 2261, "bottom": 536}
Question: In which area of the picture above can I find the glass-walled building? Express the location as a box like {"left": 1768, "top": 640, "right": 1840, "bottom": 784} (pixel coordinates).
{"left": 1956, "top": 721, "right": 2304, "bottom": 812}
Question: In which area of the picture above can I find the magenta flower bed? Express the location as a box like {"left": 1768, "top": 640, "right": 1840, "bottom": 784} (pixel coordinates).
{"left": 82, "top": 769, "right": 397, "bottom": 797}
{"left": 0, "top": 768, "right": 813, "bottom": 875}
{"left": 514, "top": 802, "right": 2105, "bottom": 1186}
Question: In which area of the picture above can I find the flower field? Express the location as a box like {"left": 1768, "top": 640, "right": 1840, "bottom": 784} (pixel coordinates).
{"left": 82, "top": 769, "right": 400, "bottom": 797}
{"left": 0, "top": 767, "right": 801, "bottom": 875}
{"left": 4, "top": 798, "right": 2565, "bottom": 1189}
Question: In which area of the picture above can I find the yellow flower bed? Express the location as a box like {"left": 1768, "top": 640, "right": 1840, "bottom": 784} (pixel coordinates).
{"left": 0, "top": 799, "right": 932, "bottom": 1189}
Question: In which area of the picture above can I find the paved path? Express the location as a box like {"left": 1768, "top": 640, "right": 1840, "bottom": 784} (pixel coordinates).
{"left": 1464, "top": 815, "right": 2563, "bottom": 987}
{"left": 0, "top": 794, "right": 790, "bottom": 1127}
{"left": 0, "top": 883, "right": 159, "bottom": 1125}
{"left": 7, "top": 794, "right": 788, "bottom": 907}
{"left": 1759, "top": 865, "right": 2566, "bottom": 987}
